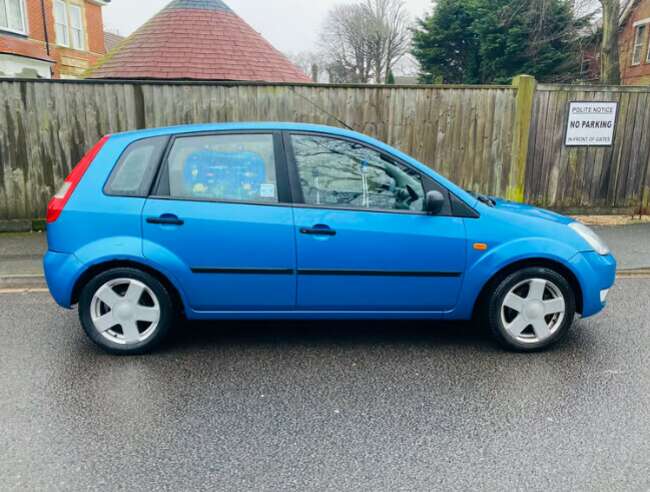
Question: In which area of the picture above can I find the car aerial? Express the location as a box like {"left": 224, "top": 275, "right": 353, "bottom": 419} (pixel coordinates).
{"left": 44, "top": 123, "right": 616, "bottom": 355}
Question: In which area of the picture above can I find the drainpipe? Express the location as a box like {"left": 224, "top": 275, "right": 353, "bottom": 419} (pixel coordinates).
{"left": 39, "top": 0, "right": 53, "bottom": 78}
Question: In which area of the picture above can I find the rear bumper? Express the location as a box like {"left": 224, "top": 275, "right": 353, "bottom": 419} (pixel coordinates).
{"left": 43, "top": 251, "right": 84, "bottom": 309}
{"left": 570, "top": 252, "right": 617, "bottom": 318}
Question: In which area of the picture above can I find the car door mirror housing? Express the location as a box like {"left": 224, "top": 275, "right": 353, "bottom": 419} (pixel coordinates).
{"left": 425, "top": 190, "right": 446, "bottom": 215}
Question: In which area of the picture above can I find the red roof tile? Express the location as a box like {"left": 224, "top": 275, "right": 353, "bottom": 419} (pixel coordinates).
{"left": 89, "top": 0, "right": 311, "bottom": 83}
{"left": 103, "top": 32, "right": 125, "bottom": 53}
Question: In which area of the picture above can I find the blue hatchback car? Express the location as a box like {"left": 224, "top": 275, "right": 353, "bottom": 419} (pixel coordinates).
{"left": 44, "top": 123, "right": 616, "bottom": 354}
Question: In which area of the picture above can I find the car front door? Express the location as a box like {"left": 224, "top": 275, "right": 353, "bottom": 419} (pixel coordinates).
{"left": 142, "top": 132, "right": 296, "bottom": 312}
{"left": 287, "top": 132, "right": 467, "bottom": 313}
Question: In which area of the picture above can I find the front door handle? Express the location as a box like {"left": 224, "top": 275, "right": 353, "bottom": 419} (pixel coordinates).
{"left": 300, "top": 225, "right": 336, "bottom": 236}
{"left": 147, "top": 214, "right": 184, "bottom": 226}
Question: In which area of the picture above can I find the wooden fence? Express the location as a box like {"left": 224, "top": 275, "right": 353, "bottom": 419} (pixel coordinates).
{"left": 526, "top": 84, "right": 650, "bottom": 213}
{"left": 0, "top": 77, "right": 648, "bottom": 220}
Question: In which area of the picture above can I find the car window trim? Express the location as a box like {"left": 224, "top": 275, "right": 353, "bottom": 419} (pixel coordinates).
{"left": 145, "top": 194, "right": 298, "bottom": 209}
{"left": 283, "top": 130, "right": 474, "bottom": 218}
{"left": 151, "top": 130, "right": 293, "bottom": 205}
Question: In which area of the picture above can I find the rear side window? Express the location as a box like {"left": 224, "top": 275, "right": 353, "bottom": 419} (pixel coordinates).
{"left": 165, "top": 133, "right": 279, "bottom": 203}
{"left": 105, "top": 136, "right": 168, "bottom": 197}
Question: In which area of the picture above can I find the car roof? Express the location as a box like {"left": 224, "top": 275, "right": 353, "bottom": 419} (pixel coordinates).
{"left": 111, "top": 122, "right": 365, "bottom": 142}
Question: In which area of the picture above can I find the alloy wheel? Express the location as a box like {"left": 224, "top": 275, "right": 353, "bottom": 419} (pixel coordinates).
{"left": 90, "top": 278, "right": 161, "bottom": 345}
{"left": 500, "top": 278, "right": 566, "bottom": 344}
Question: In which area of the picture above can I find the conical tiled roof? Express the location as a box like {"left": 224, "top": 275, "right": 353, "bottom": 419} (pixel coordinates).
{"left": 88, "top": 0, "right": 311, "bottom": 82}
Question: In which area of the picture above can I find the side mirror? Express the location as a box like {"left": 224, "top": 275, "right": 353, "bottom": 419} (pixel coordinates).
{"left": 425, "top": 190, "right": 445, "bottom": 215}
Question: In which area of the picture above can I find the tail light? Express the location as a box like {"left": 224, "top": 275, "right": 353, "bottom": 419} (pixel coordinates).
{"left": 46, "top": 136, "right": 110, "bottom": 224}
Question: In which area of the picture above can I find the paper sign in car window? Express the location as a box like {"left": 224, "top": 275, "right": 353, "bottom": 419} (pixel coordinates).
{"left": 260, "top": 183, "right": 276, "bottom": 198}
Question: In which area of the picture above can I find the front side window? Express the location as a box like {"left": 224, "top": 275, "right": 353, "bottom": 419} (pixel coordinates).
{"left": 167, "top": 133, "right": 279, "bottom": 204}
{"left": 632, "top": 24, "right": 647, "bottom": 65}
{"left": 0, "top": 0, "right": 27, "bottom": 34}
{"left": 291, "top": 134, "right": 425, "bottom": 212}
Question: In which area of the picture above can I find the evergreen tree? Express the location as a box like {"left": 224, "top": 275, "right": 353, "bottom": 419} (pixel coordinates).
{"left": 412, "top": 0, "right": 588, "bottom": 84}
{"left": 412, "top": 0, "right": 480, "bottom": 84}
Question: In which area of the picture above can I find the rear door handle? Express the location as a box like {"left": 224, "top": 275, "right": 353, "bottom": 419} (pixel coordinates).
{"left": 300, "top": 226, "right": 336, "bottom": 236}
{"left": 147, "top": 214, "right": 184, "bottom": 226}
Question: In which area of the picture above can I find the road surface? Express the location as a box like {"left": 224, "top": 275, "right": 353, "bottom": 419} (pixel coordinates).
{"left": 1, "top": 279, "right": 649, "bottom": 491}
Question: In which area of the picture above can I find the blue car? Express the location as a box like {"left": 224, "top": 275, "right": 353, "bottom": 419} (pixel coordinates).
{"left": 44, "top": 123, "right": 616, "bottom": 354}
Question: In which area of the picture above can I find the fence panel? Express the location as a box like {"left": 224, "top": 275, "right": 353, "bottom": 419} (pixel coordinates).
{"left": 526, "top": 84, "right": 650, "bottom": 212}
{"left": 0, "top": 79, "right": 518, "bottom": 219}
{"left": 3, "top": 79, "right": 650, "bottom": 220}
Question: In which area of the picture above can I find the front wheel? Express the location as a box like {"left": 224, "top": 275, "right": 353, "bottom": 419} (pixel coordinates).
{"left": 487, "top": 267, "right": 576, "bottom": 351}
{"left": 78, "top": 268, "right": 175, "bottom": 355}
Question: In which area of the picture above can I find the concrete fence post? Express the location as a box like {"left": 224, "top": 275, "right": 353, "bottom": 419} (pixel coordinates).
{"left": 507, "top": 74, "right": 537, "bottom": 202}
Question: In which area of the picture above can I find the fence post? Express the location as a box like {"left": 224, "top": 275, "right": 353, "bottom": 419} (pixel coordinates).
{"left": 508, "top": 74, "right": 537, "bottom": 202}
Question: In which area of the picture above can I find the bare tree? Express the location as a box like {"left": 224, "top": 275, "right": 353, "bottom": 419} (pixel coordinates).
{"left": 286, "top": 51, "right": 328, "bottom": 82}
{"left": 598, "top": 0, "right": 621, "bottom": 84}
{"left": 320, "top": 0, "right": 411, "bottom": 84}
{"left": 361, "top": 0, "right": 412, "bottom": 82}
{"left": 320, "top": 4, "right": 374, "bottom": 83}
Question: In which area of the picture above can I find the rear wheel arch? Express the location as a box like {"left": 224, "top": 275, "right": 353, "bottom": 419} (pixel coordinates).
{"left": 471, "top": 258, "right": 583, "bottom": 319}
{"left": 71, "top": 260, "right": 185, "bottom": 315}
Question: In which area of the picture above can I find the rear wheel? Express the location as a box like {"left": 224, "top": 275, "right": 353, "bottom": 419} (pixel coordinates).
{"left": 79, "top": 268, "right": 175, "bottom": 355}
{"left": 486, "top": 267, "right": 576, "bottom": 351}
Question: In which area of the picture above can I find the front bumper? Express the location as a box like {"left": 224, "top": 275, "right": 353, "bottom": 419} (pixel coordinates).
{"left": 570, "top": 252, "right": 617, "bottom": 318}
{"left": 43, "top": 251, "right": 84, "bottom": 309}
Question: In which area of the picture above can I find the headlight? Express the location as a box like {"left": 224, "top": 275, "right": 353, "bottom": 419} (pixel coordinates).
{"left": 569, "top": 222, "right": 610, "bottom": 255}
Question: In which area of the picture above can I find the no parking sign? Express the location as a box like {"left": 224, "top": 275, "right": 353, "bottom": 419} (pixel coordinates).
{"left": 565, "top": 101, "right": 618, "bottom": 147}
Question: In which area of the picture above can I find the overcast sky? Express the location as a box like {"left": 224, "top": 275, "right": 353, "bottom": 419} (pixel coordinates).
{"left": 103, "top": 0, "right": 433, "bottom": 54}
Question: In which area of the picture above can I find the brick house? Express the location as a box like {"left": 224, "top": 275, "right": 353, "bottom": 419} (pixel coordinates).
{"left": 0, "top": 0, "right": 110, "bottom": 79}
{"left": 620, "top": 0, "right": 650, "bottom": 84}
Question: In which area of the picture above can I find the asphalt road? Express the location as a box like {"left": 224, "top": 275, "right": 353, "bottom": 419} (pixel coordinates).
{"left": 1, "top": 280, "right": 649, "bottom": 491}
{"left": 595, "top": 224, "right": 650, "bottom": 271}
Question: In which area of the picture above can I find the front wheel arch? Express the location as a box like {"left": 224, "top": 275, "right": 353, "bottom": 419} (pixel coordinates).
{"left": 471, "top": 258, "right": 583, "bottom": 320}
{"left": 71, "top": 260, "right": 185, "bottom": 316}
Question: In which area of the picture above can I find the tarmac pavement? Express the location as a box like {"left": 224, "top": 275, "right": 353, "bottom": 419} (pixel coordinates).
{"left": 0, "top": 279, "right": 649, "bottom": 490}
{"left": 595, "top": 223, "right": 650, "bottom": 271}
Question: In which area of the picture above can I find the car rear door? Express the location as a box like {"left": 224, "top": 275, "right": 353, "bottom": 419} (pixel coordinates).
{"left": 286, "top": 132, "right": 467, "bottom": 313}
{"left": 142, "top": 131, "right": 296, "bottom": 312}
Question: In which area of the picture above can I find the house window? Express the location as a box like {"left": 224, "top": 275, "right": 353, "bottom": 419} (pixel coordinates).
{"left": 54, "top": 1, "right": 69, "bottom": 46}
{"left": 69, "top": 5, "right": 83, "bottom": 49}
{"left": 54, "top": 0, "right": 85, "bottom": 50}
{"left": 0, "top": 0, "right": 28, "bottom": 35}
{"left": 632, "top": 24, "right": 647, "bottom": 65}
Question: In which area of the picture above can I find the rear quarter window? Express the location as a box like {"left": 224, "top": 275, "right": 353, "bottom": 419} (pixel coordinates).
{"left": 105, "top": 136, "right": 168, "bottom": 197}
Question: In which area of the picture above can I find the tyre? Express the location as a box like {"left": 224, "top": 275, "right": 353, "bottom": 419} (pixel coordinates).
{"left": 78, "top": 267, "right": 175, "bottom": 355}
{"left": 486, "top": 267, "right": 576, "bottom": 352}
